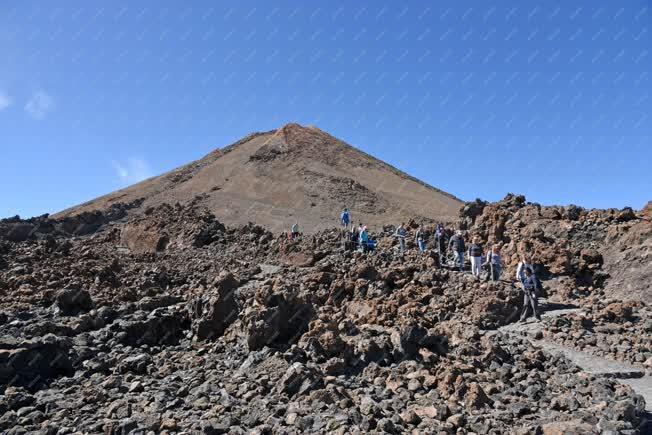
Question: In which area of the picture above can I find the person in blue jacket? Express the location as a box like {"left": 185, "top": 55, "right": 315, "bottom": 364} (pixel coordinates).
{"left": 340, "top": 208, "right": 351, "bottom": 229}
{"left": 359, "top": 225, "right": 369, "bottom": 252}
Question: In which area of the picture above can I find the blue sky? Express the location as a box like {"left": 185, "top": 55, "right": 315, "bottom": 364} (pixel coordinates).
{"left": 1, "top": 0, "right": 650, "bottom": 218}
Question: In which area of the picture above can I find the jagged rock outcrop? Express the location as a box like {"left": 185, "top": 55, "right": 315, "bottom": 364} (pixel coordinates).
{"left": 461, "top": 193, "right": 651, "bottom": 301}
{"left": 189, "top": 272, "right": 239, "bottom": 341}
{"left": 241, "top": 285, "right": 315, "bottom": 351}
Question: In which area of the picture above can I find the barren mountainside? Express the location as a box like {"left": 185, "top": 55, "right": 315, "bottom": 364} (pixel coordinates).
{"left": 55, "top": 124, "right": 463, "bottom": 232}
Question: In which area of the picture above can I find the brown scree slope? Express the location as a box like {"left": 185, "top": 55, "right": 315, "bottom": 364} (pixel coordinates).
{"left": 55, "top": 123, "right": 463, "bottom": 232}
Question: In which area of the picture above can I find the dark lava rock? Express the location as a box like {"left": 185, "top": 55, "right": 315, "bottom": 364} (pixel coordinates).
{"left": 189, "top": 272, "right": 239, "bottom": 341}
{"left": 0, "top": 335, "right": 72, "bottom": 391}
{"left": 55, "top": 289, "right": 93, "bottom": 316}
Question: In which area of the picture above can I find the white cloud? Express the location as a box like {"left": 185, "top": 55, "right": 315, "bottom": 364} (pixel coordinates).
{"left": 112, "top": 158, "right": 154, "bottom": 184}
{"left": 0, "top": 92, "right": 12, "bottom": 111}
{"left": 25, "top": 91, "right": 55, "bottom": 119}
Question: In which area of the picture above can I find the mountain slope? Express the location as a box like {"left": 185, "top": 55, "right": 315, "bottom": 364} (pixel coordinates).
{"left": 56, "top": 123, "right": 463, "bottom": 232}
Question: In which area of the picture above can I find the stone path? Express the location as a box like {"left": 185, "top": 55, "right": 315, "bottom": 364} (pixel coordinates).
{"left": 496, "top": 299, "right": 652, "bottom": 414}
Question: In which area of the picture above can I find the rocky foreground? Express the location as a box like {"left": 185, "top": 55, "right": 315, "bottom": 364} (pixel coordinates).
{"left": 0, "top": 195, "right": 649, "bottom": 434}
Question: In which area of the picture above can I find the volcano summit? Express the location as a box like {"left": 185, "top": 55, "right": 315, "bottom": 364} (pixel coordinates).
{"left": 56, "top": 124, "right": 463, "bottom": 233}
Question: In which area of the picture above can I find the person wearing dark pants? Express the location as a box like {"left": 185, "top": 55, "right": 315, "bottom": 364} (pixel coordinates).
{"left": 448, "top": 230, "right": 465, "bottom": 271}
{"left": 520, "top": 268, "right": 541, "bottom": 321}
{"left": 485, "top": 245, "right": 503, "bottom": 282}
{"left": 516, "top": 254, "right": 541, "bottom": 291}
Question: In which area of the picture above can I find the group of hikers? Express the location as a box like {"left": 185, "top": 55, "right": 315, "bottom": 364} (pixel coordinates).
{"left": 340, "top": 208, "right": 377, "bottom": 253}
{"left": 289, "top": 208, "right": 543, "bottom": 322}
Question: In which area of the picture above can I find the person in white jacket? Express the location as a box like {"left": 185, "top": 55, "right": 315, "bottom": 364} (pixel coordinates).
{"left": 395, "top": 223, "right": 407, "bottom": 255}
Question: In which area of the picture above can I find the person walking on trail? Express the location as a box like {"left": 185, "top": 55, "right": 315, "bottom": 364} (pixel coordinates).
{"left": 435, "top": 224, "right": 445, "bottom": 247}
{"left": 484, "top": 245, "right": 503, "bottom": 281}
{"left": 349, "top": 225, "right": 359, "bottom": 249}
{"left": 291, "top": 222, "right": 300, "bottom": 240}
{"left": 448, "top": 230, "right": 466, "bottom": 271}
{"left": 415, "top": 225, "right": 427, "bottom": 253}
{"left": 468, "top": 236, "right": 483, "bottom": 278}
{"left": 395, "top": 223, "right": 407, "bottom": 255}
{"left": 340, "top": 208, "right": 351, "bottom": 229}
{"left": 435, "top": 225, "right": 446, "bottom": 265}
{"left": 520, "top": 268, "right": 541, "bottom": 321}
{"left": 516, "top": 255, "right": 540, "bottom": 291}
{"left": 359, "top": 225, "right": 369, "bottom": 252}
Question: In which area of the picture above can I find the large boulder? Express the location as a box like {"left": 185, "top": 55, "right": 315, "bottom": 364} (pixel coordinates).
{"left": 390, "top": 324, "right": 428, "bottom": 359}
{"left": 115, "top": 309, "right": 188, "bottom": 346}
{"left": 116, "top": 354, "right": 153, "bottom": 375}
{"left": 120, "top": 222, "right": 169, "bottom": 254}
{"left": 54, "top": 288, "right": 93, "bottom": 316}
{"left": 275, "top": 362, "right": 324, "bottom": 397}
{"left": 352, "top": 263, "right": 378, "bottom": 281}
{"left": 242, "top": 287, "right": 314, "bottom": 351}
{"left": 390, "top": 323, "right": 448, "bottom": 360}
{"left": 0, "top": 335, "right": 73, "bottom": 391}
{"left": 5, "top": 223, "right": 35, "bottom": 242}
{"left": 188, "top": 272, "right": 240, "bottom": 341}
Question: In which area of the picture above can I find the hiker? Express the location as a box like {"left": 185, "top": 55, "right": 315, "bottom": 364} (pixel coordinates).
{"left": 468, "top": 236, "right": 483, "bottom": 278}
{"left": 395, "top": 223, "right": 407, "bottom": 255}
{"left": 516, "top": 254, "right": 541, "bottom": 290}
{"left": 415, "top": 225, "right": 427, "bottom": 252}
{"left": 520, "top": 268, "right": 541, "bottom": 321}
{"left": 484, "top": 244, "right": 503, "bottom": 281}
{"left": 435, "top": 224, "right": 445, "bottom": 246}
{"left": 435, "top": 225, "right": 447, "bottom": 265}
{"left": 349, "top": 225, "right": 359, "bottom": 249}
{"left": 342, "top": 225, "right": 356, "bottom": 251}
{"left": 340, "top": 208, "right": 351, "bottom": 228}
{"left": 448, "top": 230, "right": 465, "bottom": 271}
{"left": 291, "top": 222, "right": 300, "bottom": 240}
{"left": 359, "top": 225, "right": 369, "bottom": 252}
